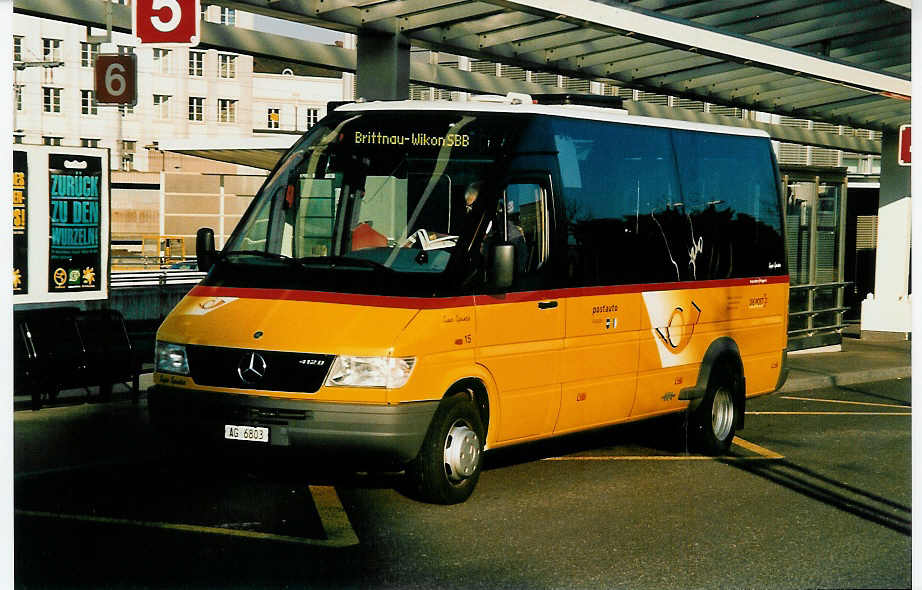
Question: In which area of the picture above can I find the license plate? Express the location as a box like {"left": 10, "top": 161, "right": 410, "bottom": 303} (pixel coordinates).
{"left": 224, "top": 424, "right": 269, "bottom": 443}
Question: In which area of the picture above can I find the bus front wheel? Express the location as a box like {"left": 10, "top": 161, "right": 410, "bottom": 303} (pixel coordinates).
{"left": 406, "top": 391, "right": 484, "bottom": 504}
{"left": 690, "top": 365, "right": 740, "bottom": 455}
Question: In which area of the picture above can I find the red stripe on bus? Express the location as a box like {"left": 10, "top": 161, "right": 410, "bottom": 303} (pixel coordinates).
{"left": 190, "top": 276, "right": 788, "bottom": 309}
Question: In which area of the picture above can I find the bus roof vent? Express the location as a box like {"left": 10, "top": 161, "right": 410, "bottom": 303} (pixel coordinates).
{"left": 532, "top": 93, "right": 625, "bottom": 110}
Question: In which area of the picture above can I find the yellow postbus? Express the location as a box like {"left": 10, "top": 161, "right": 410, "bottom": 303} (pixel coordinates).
{"left": 149, "top": 94, "right": 788, "bottom": 504}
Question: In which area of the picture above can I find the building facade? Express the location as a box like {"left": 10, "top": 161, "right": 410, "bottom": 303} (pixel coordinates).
{"left": 13, "top": 7, "right": 345, "bottom": 174}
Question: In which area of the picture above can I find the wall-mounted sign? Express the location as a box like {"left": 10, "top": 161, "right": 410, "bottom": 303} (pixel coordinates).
{"left": 13, "top": 150, "right": 28, "bottom": 294}
{"left": 48, "top": 154, "right": 102, "bottom": 292}
{"left": 898, "top": 124, "right": 911, "bottom": 166}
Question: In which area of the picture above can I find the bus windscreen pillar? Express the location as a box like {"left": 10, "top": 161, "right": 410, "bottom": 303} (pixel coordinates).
{"left": 860, "top": 128, "right": 911, "bottom": 337}
{"left": 13, "top": 145, "right": 110, "bottom": 305}
{"left": 356, "top": 32, "right": 410, "bottom": 101}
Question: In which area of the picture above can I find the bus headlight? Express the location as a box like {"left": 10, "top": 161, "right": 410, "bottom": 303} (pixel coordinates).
{"left": 324, "top": 356, "right": 416, "bottom": 389}
{"left": 156, "top": 341, "right": 190, "bottom": 375}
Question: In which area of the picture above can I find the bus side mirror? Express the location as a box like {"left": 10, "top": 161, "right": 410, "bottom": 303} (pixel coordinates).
{"left": 488, "top": 243, "right": 515, "bottom": 291}
{"left": 196, "top": 227, "right": 216, "bottom": 272}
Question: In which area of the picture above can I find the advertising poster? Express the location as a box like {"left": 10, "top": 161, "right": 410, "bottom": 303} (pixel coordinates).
{"left": 13, "top": 150, "right": 28, "bottom": 294}
{"left": 48, "top": 153, "right": 102, "bottom": 292}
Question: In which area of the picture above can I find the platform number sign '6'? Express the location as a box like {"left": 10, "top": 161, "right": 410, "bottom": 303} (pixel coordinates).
{"left": 133, "top": 0, "right": 201, "bottom": 46}
{"left": 95, "top": 54, "right": 138, "bottom": 106}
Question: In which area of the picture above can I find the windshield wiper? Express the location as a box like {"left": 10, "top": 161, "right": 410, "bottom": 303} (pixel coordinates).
{"left": 221, "top": 250, "right": 293, "bottom": 263}
{"left": 295, "top": 255, "right": 394, "bottom": 273}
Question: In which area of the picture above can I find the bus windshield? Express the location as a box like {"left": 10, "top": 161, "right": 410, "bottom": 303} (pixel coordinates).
{"left": 224, "top": 111, "right": 524, "bottom": 276}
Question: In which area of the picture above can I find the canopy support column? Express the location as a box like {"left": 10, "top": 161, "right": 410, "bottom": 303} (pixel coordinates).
{"left": 860, "top": 128, "right": 912, "bottom": 338}
{"left": 355, "top": 32, "right": 410, "bottom": 101}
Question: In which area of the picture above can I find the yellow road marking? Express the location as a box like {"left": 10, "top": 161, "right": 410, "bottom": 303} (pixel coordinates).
{"left": 542, "top": 437, "right": 783, "bottom": 462}
{"left": 309, "top": 485, "right": 359, "bottom": 547}
{"left": 780, "top": 395, "right": 910, "bottom": 409}
{"left": 16, "top": 485, "right": 359, "bottom": 548}
{"left": 747, "top": 411, "right": 911, "bottom": 416}
{"left": 731, "top": 436, "right": 784, "bottom": 459}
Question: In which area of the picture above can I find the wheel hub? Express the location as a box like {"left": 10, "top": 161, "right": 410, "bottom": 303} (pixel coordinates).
{"left": 711, "top": 387, "right": 735, "bottom": 442}
{"left": 444, "top": 421, "right": 481, "bottom": 483}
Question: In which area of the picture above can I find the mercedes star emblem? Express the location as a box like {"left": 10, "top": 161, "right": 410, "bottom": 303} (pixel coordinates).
{"left": 237, "top": 351, "right": 267, "bottom": 385}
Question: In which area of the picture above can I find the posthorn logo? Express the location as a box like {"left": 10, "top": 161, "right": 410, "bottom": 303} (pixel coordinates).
{"left": 237, "top": 352, "right": 267, "bottom": 385}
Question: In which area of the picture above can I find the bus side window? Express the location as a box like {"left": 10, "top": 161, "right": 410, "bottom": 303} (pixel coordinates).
{"left": 554, "top": 119, "right": 678, "bottom": 287}
{"left": 484, "top": 183, "right": 548, "bottom": 277}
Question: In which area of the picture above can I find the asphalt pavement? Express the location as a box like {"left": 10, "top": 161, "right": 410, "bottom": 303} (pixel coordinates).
{"left": 11, "top": 335, "right": 912, "bottom": 589}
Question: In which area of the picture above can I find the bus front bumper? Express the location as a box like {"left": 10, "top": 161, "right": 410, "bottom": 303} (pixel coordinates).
{"left": 147, "top": 385, "right": 438, "bottom": 466}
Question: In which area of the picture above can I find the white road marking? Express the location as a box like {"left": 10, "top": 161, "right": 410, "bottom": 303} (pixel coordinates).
{"left": 780, "top": 395, "right": 910, "bottom": 409}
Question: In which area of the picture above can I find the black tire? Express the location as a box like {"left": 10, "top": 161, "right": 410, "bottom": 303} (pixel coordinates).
{"left": 405, "top": 391, "right": 485, "bottom": 505}
{"left": 689, "top": 364, "right": 740, "bottom": 455}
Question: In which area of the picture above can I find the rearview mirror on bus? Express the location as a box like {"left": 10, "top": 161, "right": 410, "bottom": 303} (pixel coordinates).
{"left": 489, "top": 243, "right": 515, "bottom": 291}
{"left": 196, "top": 227, "right": 216, "bottom": 272}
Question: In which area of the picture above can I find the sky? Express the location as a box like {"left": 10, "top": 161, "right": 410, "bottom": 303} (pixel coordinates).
{"left": 252, "top": 14, "right": 345, "bottom": 44}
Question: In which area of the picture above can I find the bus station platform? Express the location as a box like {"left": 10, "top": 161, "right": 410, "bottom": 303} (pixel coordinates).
{"left": 12, "top": 337, "right": 910, "bottom": 412}
{"left": 781, "top": 337, "right": 911, "bottom": 393}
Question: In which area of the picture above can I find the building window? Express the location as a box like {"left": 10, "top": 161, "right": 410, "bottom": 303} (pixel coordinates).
{"left": 121, "top": 140, "right": 136, "bottom": 171}
{"left": 118, "top": 45, "right": 135, "bottom": 55}
{"left": 153, "top": 94, "right": 171, "bottom": 119}
{"left": 188, "top": 50, "right": 204, "bottom": 76}
{"left": 305, "top": 107, "right": 320, "bottom": 128}
{"left": 119, "top": 103, "right": 134, "bottom": 117}
{"left": 42, "top": 38, "right": 61, "bottom": 61}
{"left": 14, "top": 85, "right": 22, "bottom": 111}
{"left": 14, "top": 134, "right": 24, "bottom": 144}
{"left": 189, "top": 96, "right": 204, "bottom": 121}
{"left": 81, "top": 90, "right": 98, "bottom": 115}
{"left": 218, "top": 98, "right": 237, "bottom": 123}
{"left": 200, "top": 4, "right": 209, "bottom": 21}
{"left": 43, "top": 136, "right": 62, "bottom": 146}
{"left": 43, "top": 87, "right": 61, "bottom": 113}
{"left": 267, "top": 108, "right": 280, "bottom": 129}
{"left": 153, "top": 48, "right": 171, "bottom": 74}
{"left": 81, "top": 138, "right": 100, "bottom": 148}
{"left": 220, "top": 7, "right": 236, "bottom": 26}
{"left": 80, "top": 42, "right": 99, "bottom": 68}
{"left": 219, "top": 54, "right": 236, "bottom": 79}
{"left": 13, "top": 35, "right": 22, "bottom": 62}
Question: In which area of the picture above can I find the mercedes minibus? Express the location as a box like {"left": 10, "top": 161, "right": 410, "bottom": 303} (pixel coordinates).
{"left": 149, "top": 94, "right": 789, "bottom": 504}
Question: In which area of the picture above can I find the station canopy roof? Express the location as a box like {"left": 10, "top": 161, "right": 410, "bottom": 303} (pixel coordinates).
{"left": 158, "top": 135, "right": 299, "bottom": 171}
{"left": 218, "top": 0, "right": 911, "bottom": 131}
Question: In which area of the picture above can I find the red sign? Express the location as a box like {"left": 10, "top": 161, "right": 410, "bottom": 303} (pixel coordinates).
{"left": 133, "top": 0, "right": 200, "bottom": 46}
{"left": 898, "top": 124, "right": 911, "bottom": 166}
{"left": 94, "top": 54, "right": 137, "bottom": 106}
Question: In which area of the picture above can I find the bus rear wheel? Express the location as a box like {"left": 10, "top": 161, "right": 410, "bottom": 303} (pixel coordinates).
{"left": 406, "top": 391, "right": 484, "bottom": 505}
{"left": 690, "top": 366, "right": 740, "bottom": 455}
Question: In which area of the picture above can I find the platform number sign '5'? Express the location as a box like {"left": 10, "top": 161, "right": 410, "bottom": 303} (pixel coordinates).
{"left": 133, "top": 0, "right": 201, "bottom": 46}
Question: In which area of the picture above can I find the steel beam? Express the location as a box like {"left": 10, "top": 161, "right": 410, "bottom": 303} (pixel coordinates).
{"left": 399, "top": 5, "right": 505, "bottom": 34}
{"left": 484, "top": 0, "right": 910, "bottom": 97}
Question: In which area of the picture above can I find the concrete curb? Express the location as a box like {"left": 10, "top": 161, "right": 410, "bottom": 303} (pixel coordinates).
{"left": 779, "top": 367, "right": 912, "bottom": 393}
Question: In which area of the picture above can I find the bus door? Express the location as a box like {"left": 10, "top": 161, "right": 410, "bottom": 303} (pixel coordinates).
{"left": 474, "top": 180, "right": 562, "bottom": 442}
